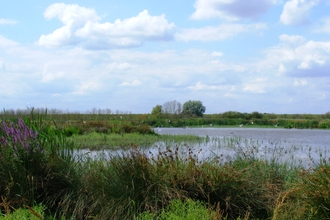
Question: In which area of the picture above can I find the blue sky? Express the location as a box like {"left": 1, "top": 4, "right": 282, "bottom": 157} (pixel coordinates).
{"left": 1, "top": 0, "right": 330, "bottom": 114}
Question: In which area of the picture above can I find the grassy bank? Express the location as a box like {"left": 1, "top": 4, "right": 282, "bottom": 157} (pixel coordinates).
{"left": 67, "top": 132, "right": 204, "bottom": 150}
{"left": 1, "top": 116, "right": 330, "bottom": 219}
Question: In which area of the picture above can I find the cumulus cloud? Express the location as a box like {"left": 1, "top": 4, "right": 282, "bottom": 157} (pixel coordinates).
{"left": 243, "top": 78, "right": 268, "bottom": 93}
{"left": 74, "top": 81, "right": 102, "bottom": 94}
{"left": 107, "top": 62, "right": 136, "bottom": 70}
{"left": 119, "top": 79, "right": 142, "bottom": 87}
{"left": 191, "top": 0, "right": 279, "bottom": 21}
{"left": 212, "top": 51, "right": 223, "bottom": 57}
{"left": 187, "top": 82, "right": 228, "bottom": 90}
{"left": 38, "top": 3, "right": 175, "bottom": 49}
{"left": 176, "top": 23, "right": 266, "bottom": 41}
{"left": 280, "top": 0, "right": 320, "bottom": 26}
{"left": 0, "top": 35, "right": 19, "bottom": 48}
{"left": 279, "top": 34, "right": 306, "bottom": 46}
{"left": 0, "top": 18, "right": 17, "bottom": 25}
{"left": 263, "top": 35, "right": 330, "bottom": 77}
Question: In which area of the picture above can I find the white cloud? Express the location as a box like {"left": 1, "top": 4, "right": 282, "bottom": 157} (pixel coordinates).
{"left": 313, "top": 16, "right": 330, "bottom": 34}
{"left": 0, "top": 18, "right": 17, "bottom": 25}
{"left": 2, "top": 32, "right": 329, "bottom": 113}
{"left": 294, "top": 78, "right": 308, "bottom": 86}
{"left": 280, "top": 0, "right": 320, "bottom": 26}
{"left": 187, "top": 82, "right": 228, "bottom": 90}
{"left": 261, "top": 36, "right": 330, "bottom": 77}
{"left": 74, "top": 81, "right": 102, "bottom": 94}
{"left": 243, "top": 78, "right": 268, "bottom": 93}
{"left": 212, "top": 51, "right": 223, "bottom": 57}
{"left": 119, "top": 79, "right": 142, "bottom": 87}
{"left": 107, "top": 62, "right": 136, "bottom": 70}
{"left": 279, "top": 34, "right": 306, "bottom": 46}
{"left": 191, "top": 0, "right": 279, "bottom": 21}
{"left": 41, "top": 70, "right": 65, "bottom": 83}
{"left": 38, "top": 4, "right": 175, "bottom": 49}
{"left": 0, "top": 35, "right": 19, "bottom": 48}
{"left": 176, "top": 23, "right": 266, "bottom": 41}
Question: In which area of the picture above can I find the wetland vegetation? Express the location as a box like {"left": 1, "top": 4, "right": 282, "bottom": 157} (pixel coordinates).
{"left": 1, "top": 109, "right": 330, "bottom": 219}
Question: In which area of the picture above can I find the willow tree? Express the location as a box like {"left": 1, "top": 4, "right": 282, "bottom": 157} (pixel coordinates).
{"left": 182, "top": 100, "right": 206, "bottom": 117}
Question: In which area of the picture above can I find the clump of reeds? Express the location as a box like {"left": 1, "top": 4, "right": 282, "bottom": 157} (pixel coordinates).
{"left": 0, "top": 118, "right": 46, "bottom": 210}
{"left": 75, "top": 145, "right": 290, "bottom": 219}
{"left": 273, "top": 162, "right": 330, "bottom": 220}
{"left": 0, "top": 117, "right": 88, "bottom": 219}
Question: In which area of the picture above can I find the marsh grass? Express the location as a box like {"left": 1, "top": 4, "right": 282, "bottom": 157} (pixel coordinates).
{"left": 1, "top": 115, "right": 330, "bottom": 219}
{"left": 68, "top": 145, "right": 292, "bottom": 219}
{"left": 68, "top": 132, "right": 204, "bottom": 150}
{"left": 272, "top": 163, "right": 330, "bottom": 220}
{"left": 0, "top": 204, "right": 45, "bottom": 220}
{"left": 135, "top": 198, "right": 220, "bottom": 220}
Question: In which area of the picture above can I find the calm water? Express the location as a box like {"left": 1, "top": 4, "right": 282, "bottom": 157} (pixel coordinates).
{"left": 155, "top": 127, "right": 330, "bottom": 148}
{"left": 77, "top": 128, "right": 330, "bottom": 168}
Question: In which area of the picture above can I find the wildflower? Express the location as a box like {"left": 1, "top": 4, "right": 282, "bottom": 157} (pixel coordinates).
{"left": 0, "top": 118, "right": 40, "bottom": 156}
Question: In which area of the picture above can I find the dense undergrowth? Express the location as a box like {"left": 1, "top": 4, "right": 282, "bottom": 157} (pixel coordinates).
{"left": 1, "top": 113, "right": 330, "bottom": 219}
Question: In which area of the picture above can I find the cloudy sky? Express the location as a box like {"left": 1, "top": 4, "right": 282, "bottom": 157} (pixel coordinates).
{"left": 1, "top": 0, "right": 330, "bottom": 114}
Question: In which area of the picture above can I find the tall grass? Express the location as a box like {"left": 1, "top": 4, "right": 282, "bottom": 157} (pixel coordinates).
{"left": 1, "top": 114, "right": 330, "bottom": 219}
{"left": 70, "top": 146, "right": 291, "bottom": 219}
{"left": 68, "top": 132, "right": 203, "bottom": 150}
{"left": 0, "top": 113, "right": 85, "bottom": 218}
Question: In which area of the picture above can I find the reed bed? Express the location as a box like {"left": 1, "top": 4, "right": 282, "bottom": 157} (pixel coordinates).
{"left": 1, "top": 117, "right": 330, "bottom": 219}
{"left": 67, "top": 132, "right": 203, "bottom": 150}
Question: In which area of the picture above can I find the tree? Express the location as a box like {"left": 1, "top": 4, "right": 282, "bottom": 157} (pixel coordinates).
{"left": 182, "top": 100, "right": 206, "bottom": 117}
{"left": 251, "top": 111, "right": 262, "bottom": 119}
{"left": 151, "top": 105, "right": 162, "bottom": 117}
{"left": 162, "top": 100, "right": 182, "bottom": 114}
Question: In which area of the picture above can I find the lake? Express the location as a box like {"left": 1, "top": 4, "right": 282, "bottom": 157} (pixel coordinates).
{"left": 78, "top": 127, "right": 330, "bottom": 168}
{"left": 155, "top": 127, "right": 330, "bottom": 148}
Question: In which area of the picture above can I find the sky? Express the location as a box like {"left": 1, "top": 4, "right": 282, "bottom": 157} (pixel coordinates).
{"left": 1, "top": 0, "right": 330, "bottom": 114}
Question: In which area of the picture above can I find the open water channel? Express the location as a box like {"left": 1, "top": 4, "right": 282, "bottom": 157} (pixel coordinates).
{"left": 77, "top": 127, "right": 330, "bottom": 168}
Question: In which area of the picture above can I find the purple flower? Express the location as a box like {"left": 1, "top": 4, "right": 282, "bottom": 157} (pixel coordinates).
{"left": 0, "top": 118, "right": 40, "bottom": 155}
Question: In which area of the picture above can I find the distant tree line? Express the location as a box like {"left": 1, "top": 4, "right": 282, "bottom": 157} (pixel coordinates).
{"left": 0, "top": 107, "right": 132, "bottom": 115}
{"left": 152, "top": 100, "right": 206, "bottom": 117}
{"left": 1, "top": 105, "right": 330, "bottom": 129}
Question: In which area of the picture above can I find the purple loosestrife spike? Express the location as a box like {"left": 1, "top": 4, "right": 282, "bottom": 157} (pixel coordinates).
{"left": 2, "top": 122, "right": 11, "bottom": 137}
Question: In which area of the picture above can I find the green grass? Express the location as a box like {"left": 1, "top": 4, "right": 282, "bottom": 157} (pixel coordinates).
{"left": 135, "top": 199, "right": 220, "bottom": 220}
{"left": 67, "top": 132, "right": 204, "bottom": 150}
{"left": 0, "top": 204, "right": 45, "bottom": 220}
{"left": 1, "top": 116, "right": 330, "bottom": 219}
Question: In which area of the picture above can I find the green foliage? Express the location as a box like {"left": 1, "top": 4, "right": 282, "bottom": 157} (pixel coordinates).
{"left": 151, "top": 105, "right": 163, "bottom": 118}
{"left": 0, "top": 118, "right": 49, "bottom": 208}
{"left": 0, "top": 204, "right": 45, "bottom": 220}
{"left": 1, "top": 107, "right": 330, "bottom": 129}
{"left": 136, "top": 199, "right": 218, "bottom": 220}
{"left": 1, "top": 110, "right": 330, "bottom": 219}
{"left": 182, "top": 100, "right": 206, "bottom": 117}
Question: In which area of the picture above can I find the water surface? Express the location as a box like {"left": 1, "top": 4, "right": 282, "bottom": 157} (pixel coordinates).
{"left": 78, "top": 128, "right": 330, "bottom": 168}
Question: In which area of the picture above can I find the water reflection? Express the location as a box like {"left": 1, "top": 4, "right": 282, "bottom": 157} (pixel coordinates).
{"left": 74, "top": 128, "right": 330, "bottom": 168}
